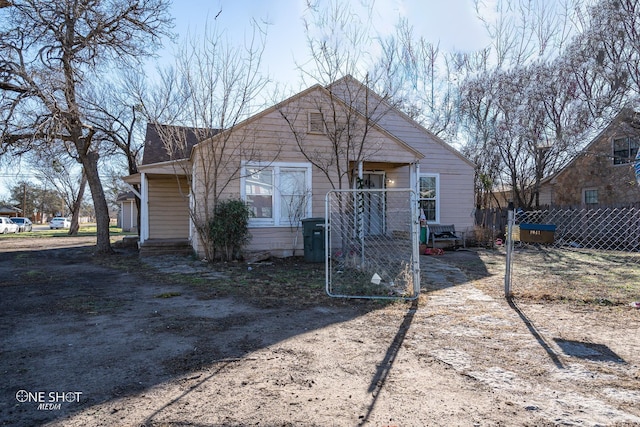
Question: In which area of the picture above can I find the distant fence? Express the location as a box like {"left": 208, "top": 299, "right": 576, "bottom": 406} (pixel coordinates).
{"left": 500, "top": 205, "right": 640, "bottom": 303}
{"left": 475, "top": 205, "right": 640, "bottom": 252}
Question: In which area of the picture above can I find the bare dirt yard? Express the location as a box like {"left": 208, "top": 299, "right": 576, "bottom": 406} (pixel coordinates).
{"left": 1, "top": 236, "right": 639, "bottom": 426}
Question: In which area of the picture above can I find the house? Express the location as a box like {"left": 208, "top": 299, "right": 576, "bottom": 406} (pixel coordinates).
{"left": 0, "top": 205, "right": 21, "bottom": 218}
{"left": 539, "top": 109, "right": 640, "bottom": 207}
{"left": 116, "top": 191, "right": 138, "bottom": 232}
{"left": 125, "top": 76, "right": 475, "bottom": 257}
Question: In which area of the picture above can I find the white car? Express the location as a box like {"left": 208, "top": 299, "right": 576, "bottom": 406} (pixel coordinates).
{"left": 0, "top": 216, "right": 19, "bottom": 234}
{"left": 49, "top": 217, "right": 71, "bottom": 229}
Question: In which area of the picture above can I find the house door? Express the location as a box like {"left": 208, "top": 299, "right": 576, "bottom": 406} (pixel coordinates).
{"left": 361, "top": 172, "right": 385, "bottom": 235}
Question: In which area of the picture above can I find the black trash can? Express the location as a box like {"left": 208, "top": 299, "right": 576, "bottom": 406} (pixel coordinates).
{"left": 302, "top": 217, "right": 325, "bottom": 263}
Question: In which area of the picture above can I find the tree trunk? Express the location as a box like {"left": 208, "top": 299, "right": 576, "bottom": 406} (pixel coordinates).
{"left": 81, "top": 151, "right": 113, "bottom": 254}
{"left": 68, "top": 171, "right": 87, "bottom": 235}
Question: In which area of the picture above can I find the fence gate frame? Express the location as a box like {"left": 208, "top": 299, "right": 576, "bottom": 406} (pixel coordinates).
{"left": 325, "top": 188, "right": 420, "bottom": 300}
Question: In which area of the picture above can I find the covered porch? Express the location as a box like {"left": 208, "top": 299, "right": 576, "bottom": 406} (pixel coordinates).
{"left": 123, "top": 161, "right": 192, "bottom": 255}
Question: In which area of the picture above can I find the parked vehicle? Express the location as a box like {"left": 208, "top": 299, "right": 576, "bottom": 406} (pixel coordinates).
{"left": 11, "top": 217, "right": 33, "bottom": 232}
{"left": 49, "top": 217, "right": 71, "bottom": 229}
{"left": 0, "top": 217, "right": 19, "bottom": 234}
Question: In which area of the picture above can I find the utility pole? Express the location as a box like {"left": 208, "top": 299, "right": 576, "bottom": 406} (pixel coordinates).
{"left": 22, "top": 182, "right": 27, "bottom": 219}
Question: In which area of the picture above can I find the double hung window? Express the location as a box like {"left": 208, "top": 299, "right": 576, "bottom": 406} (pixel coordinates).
{"left": 418, "top": 174, "right": 439, "bottom": 223}
{"left": 243, "top": 162, "right": 312, "bottom": 226}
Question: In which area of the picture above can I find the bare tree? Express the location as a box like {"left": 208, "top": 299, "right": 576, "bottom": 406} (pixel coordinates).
{"left": 283, "top": 186, "right": 312, "bottom": 256}
{"left": 278, "top": 0, "right": 400, "bottom": 191}
{"left": 456, "top": 0, "right": 618, "bottom": 209}
{"left": 377, "top": 19, "right": 464, "bottom": 139}
{"left": 0, "top": 0, "right": 172, "bottom": 253}
{"left": 567, "top": 0, "right": 640, "bottom": 112}
{"left": 84, "top": 73, "right": 147, "bottom": 235}
{"left": 141, "top": 19, "right": 272, "bottom": 261}
{"left": 30, "top": 144, "right": 88, "bottom": 234}
{"left": 274, "top": 1, "right": 411, "bottom": 261}
{"left": 458, "top": 65, "right": 503, "bottom": 210}
{"left": 460, "top": 60, "right": 591, "bottom": 210}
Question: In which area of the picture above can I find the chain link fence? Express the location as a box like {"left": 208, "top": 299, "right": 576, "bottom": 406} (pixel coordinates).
{"left": 512, "top": 206, "right": 640, "bottom": 252}
{"left": 325, "top": 189, "right": 420, "bottom": 300}
{"left": 502, "top": 206, "right": 640, "bottom": 305}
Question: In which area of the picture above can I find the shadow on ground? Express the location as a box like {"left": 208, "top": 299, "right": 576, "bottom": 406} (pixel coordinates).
{"left": 0, "top": 244, "right": 491, "bottom": 426}
{"left": 0, "top": 246, "right": 382, "bottom": 426}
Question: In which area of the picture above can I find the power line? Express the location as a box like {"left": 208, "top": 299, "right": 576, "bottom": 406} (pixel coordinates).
{"left": 0, "top": 174, "right": 37, "bottom": 178}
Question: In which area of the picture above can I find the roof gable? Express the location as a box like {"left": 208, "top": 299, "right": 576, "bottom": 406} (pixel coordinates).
{"left": 328, "top": 75, "right": 474, "bottom": 168}
{"left": 144, "top": 75, "right": 470, "bottom": 167}
{"left": 543, "top": 108, "right": 640, "bottom": 184}
{"left": 141, "top": 123, "right": 219, "bottom": 165}
{"left": 194, "top": 77, "right": 424, "bottom": 161}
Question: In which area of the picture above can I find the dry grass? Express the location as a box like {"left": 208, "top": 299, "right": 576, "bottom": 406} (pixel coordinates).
{"left": 471, "top": 247, "right": 640, "bottom": 307}
{"left": 93, "top": 246, "right": 640, "bottom": 309}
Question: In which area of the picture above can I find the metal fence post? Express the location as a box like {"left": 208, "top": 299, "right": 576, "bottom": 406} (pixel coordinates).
{"left": 505, "top": 203, "right": 514, "bottom": 298}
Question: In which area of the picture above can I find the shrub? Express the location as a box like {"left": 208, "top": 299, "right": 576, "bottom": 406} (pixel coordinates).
{"left": 208, "top": 199, "right": 252, "bottom": 261}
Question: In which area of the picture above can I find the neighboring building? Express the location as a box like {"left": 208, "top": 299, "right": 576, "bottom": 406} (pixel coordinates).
{"left": 0, "top": 205, "right": 21, "bottom": 217}
{"left": 539, "top": 109, "right": 640, "bottom": 207}
{"left": 116, "top": 191, "right": 138, "bottom": 232}
{"left": 125, "top": 76, "right": 475, "bottom": 257}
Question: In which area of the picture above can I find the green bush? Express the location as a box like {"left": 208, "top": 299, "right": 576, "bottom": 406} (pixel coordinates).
{"left": 208, "top": 199, "right": 252, "bottom": 261}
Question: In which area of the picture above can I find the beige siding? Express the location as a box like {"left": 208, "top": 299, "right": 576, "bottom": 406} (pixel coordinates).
{"left": 376, "top": 110, "right": 475, "bottom": 233}
{"left": 247, "top": 227, "right": 305, "bottom": 257}
{"left": 188, "top": 83, "right": 473, "bottom": 256}
{"left": 148, "top": 176, "right": 190, "bottom": 239}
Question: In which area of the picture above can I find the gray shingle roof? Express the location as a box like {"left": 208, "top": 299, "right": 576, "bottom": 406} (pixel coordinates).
{"left": 141, "top": 123, "right": 219, "bottom": 165}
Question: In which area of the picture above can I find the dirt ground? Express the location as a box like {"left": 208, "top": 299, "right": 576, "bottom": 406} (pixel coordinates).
{"left": 1, "top": 236, "right": 639, "bottom": 427}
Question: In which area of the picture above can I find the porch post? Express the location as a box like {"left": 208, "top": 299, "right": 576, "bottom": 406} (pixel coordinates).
{"left": 129, "top": 199, "right": 134, "bottom": 231}
{"left": 140, "top": 172, "right": 149, "bottom": 244}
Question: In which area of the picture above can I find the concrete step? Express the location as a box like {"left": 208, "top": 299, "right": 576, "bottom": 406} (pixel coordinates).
{"left": 139, "top": 239, "right": 193, "bottom": 257}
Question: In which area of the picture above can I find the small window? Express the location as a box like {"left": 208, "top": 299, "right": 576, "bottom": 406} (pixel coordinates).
{"left": 418, "top": 174, "right": 439, "bottom": 222}
{"left": 613, "top": 136, "right": 640, "bottom": 165}
{"left": 584, "top": 188, "right": 598, "bottom": 205}
{"left": 308, "top": 112, "right": 325, "bottom": 134}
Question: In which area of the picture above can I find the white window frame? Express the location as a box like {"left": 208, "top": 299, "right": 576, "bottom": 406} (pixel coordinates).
{"left": 583, "top": 188, "right": 598, "bottom": 205}
{"left": 241, "top": 161, "right": 312, "bottom": 227}
{"left": 418, "top": 173, "right": 440, "bottom": 224}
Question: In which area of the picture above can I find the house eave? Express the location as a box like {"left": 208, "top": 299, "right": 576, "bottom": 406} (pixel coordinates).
{"left": 139, "top": 158, "right": 191, "bottom": 175}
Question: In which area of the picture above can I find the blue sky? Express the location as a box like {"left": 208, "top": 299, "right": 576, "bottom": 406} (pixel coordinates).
{"left": 0, "top": 0, "right": 490, "bottom": 201}
{"left": 166, "top": 0, "right": 490, "bottom": 86}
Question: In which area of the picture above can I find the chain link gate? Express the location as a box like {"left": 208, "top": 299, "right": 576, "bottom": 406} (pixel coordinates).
{"left": 325, "top": 189, "right": 420, "bottom": 300}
